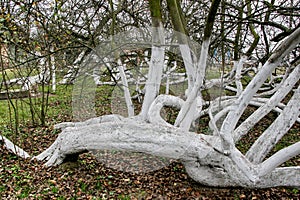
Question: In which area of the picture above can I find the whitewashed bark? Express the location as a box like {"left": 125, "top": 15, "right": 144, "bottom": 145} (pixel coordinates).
{"left": 50, "top": 46, "right": 56, "bottom": 92}
{"left": 208, "top": 97, "right": 296, "bottom": 138}
{"left": 196, "top": 97, "right": 237, "bottom": 121}
{"left": 36, "top": 52, "right": 50, "bottom": 83}
{"left": 135, "top": 72, "right": 143, "bottom": 103}
{"left": 186, "top": 162, "right": 300, "bottom": 188}
{"left": 140, "top": 25, "right": 165, "bottom": 120}
{"left": 179, "top": 44, "right": 196, "bottom": 96}
{"left": 209, "top": 105, "right": 231, "bottom": 135}
{"left": 205, "top": 78, "right": 229, "bottom": 89}
{"left": 184, "top": 147, "right": 260, "bottom": 187}
{"left": 258, "top": 142, "right": 300, "bottom": 177}
{"left": 219, "top": 27, "right": 300, "bottom": 153}
{"left": 165, "top": 69, "right": 170, "bottom": 95}
{"left": 234, "top": 56, "right": 246, "bottom": 96}
{"left": 117, "top": 60, "right": 134, "bottom": 117}
{"left": 148, "top": 94, "right": 184, "bottom": 127}
{"left": 59, "top": 51, "right": 86, "bottom": 84}
{"left": 33, "top": 116, "right": 299, "bottom": 188}
{"left": 246, "top": 85, "right": 300, "bottom": 164}
{"left": 0, "top": 135, "right": 30, "bottom": 159}
{"left": 27, "top": 27, "right": 300, "bottom": 190}
{"left": 35, "top": 117, "right": 213, "bottom": 166}
{"left": 255, "top": 66, "right": 291, "bottom": 97}
{"left": 233, "top": 65, "right": 300, "bottom": 142}
{"left": 54, "top": 114, "right": 123, "bottom": 130}
{"left": 175, "top": 39, "right": 210, "bottom": 130}
{"left": 164, "top": 61, "right": 176, "bottom": 95}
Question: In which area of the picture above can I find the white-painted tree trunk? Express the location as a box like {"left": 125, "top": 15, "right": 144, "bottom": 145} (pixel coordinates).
{"left": 246, "top": 85, "right": 300, "bottom": 164}
{"left": 174, "top": 39, "right": 210, "bottom": 131}
{"left": 50, "top": 46, "right": 56, "bottom": 92}
{"left": 219, "top": 27, "right": 300, "bottom": 154}
{"left": 4, "top": 25, "right": 297, "bottom": 189}
{"left": 140, "top": 25, "right": 165, "bottom": 120}
{"left": 179, "top": 44, "right": 196, "bottom": 96}
{"left": 233, "top": 65, "right": 300, "bottom": 142}
{"left": 117, "top": 59, "right": 134, "bottom": 117}
{"left": 234, "top": 56, "right": 246, "bottom": 96}
{"left": 33, "top": 116, "right": 299, "bottom": 188}
{"left": 0, "top": 135, "right": 30, "bottom": 159}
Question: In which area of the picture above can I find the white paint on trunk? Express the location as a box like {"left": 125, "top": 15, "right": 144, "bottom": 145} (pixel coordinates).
{"left": 33, "top": 116, "right": 299, "bottom": 188}
{"left": 50, "top": 47, "right": 56, "bottom": 92}
{"left": 246, "top": 85, "right": 300, "bottom": 164}
{"left": 234, "top": 56, "right": 246, "bottom": 96}
{"left": 148, "top": 94, "right": 184, "bottom": 127}
{"left": 35, "top": 117, "right": 214, "bottom": 166}
{"left": 0, "top": 135, "right": 30, "bottom": 159}
{"left": 175, "top": 39, "right": 210, "bottom": 130}
{"left": 258, "top": 142, "right": 300, "bottom": 176}
{"left": 140, "top": 25, "right": 165, "bottom": 120}
{"left": 20, "top": 27, "right": 300, "bottom": 189}
{"left": 219, "top": 28, "right": 300, "bottom": 154}
{"left": 179, "top": 44, "right": 196, "bottom": 96}
{"left": 233, "top": 65, "right": 300, "bottom": 141}
{"left": 117, "top": 59, "right": 134, "bottom": 117}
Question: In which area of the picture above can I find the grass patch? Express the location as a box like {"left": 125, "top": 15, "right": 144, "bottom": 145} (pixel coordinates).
{"left": 0, "top": 84, "right": 73, "bottom": 137}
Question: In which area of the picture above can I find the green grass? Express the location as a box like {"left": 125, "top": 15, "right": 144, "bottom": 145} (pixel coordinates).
{"left": 206, "top": 67, "right": 222, "bottom": 80}
{"left": 0, "top": 67, "right": 40, "bottom": 84}
{"left": 0, "top": 84, "right": 73, "bottom": 137}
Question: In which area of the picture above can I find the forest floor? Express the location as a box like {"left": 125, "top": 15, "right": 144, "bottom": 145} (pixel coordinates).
{"left": 1, "top": 135, "right": 299, "bottom": 200}
{"left": 0, "top": 85, "right": 299, "bottom": 199}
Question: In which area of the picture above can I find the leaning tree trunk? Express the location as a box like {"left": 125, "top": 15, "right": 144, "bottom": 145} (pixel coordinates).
{"left": 33, "top": 113, "right": 299, "bottom": 188}
{"left": 33, "top": 26, "right": 300, "bottom": 188}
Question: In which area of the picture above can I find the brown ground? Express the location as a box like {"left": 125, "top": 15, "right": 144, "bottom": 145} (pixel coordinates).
{"left": 0, "top": 123, "right": 299, "bottom": 199}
